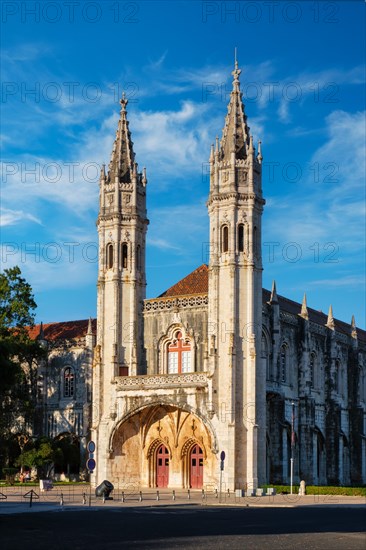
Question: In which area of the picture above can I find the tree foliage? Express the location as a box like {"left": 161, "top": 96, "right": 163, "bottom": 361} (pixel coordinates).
{"left": 0, "top": 266, "right": 37, "bottom": 338}
{"left": 15, "top": 437, "right": 63, "bottom": 479}
{"left": 15, "top": 436, "right": 80, "bottom": 479}
{"left": 0, "top": 267, "right": 44, "bottom": 470}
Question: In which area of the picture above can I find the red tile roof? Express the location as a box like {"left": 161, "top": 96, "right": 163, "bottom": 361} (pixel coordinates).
{"left": 27, "top": 266, "right": 365, "bottom": 344}
{"left": 27, "top": 319, "right": 96, "bottom": 342}
{"left": 158, "top": 264, "right": 365, "bottom": 343}
{"left": 158, "top": 264, "right": 209, "bottom": 297}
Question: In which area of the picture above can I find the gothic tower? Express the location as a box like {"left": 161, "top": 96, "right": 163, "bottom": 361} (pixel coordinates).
{"left": 93, "top": 94, "right": 148, "bottom": 457}
{"left": 207, "top": 60, "right": 266, "bottom": 488}
{"left": 96, "top": 94, "right": 148, "bottom": 378}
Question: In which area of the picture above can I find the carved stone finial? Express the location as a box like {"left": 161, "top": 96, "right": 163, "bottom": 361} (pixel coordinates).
{"left": 120, "top": 92, "right": 128, "bottom": 112}
{"left": 257, "top": 140, "right": 263, "bottom": 163}
{"left": 231, "top": 51, "right": 241, "bottom": 90}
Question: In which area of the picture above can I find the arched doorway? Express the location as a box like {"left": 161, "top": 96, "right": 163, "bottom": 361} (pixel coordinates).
{"left": 156, "top": 444, "right": 169, "bottom": 487}
{"left": 190, "top": 444, "right": 203, "bottom": 488}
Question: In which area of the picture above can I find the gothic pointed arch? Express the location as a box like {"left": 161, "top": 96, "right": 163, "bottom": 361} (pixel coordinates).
{"left": 108, "top": 400, "right": 219, "bottom": 458}
{"left": 181, "top": 437, "right": 207, "bottom": 460}
{"left": 180, "top": 437, "right": 206, "bottom": 489}
{"left": 147, "top": 437, "right": 172, "bottom": 459}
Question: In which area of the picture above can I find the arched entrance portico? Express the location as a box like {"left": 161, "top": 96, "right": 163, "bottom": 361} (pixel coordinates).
{"left": 108, "top": 404, "right": 216, "bottom": 488}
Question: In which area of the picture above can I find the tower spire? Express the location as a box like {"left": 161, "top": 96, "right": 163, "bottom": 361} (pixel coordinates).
{"left": 107, "top": 92, "right": 136, "bottom": 184}
{"left": 220, "top": 58, "right": 250, "bottom": 161}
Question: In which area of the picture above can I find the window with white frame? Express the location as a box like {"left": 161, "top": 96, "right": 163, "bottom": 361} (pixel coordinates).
{"left": 167, "top": 331, "right": 192, "bottom": 374}
{"left": 168, "top": 351, "right": 178, "bottom": 374}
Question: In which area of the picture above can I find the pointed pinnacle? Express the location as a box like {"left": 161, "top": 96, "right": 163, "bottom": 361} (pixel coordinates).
{"left": 300, "top": 293, "right": 309, "bottom": 320}
{"left": 326, "top": 305, "right": 335, "bottom": 329}
{"left": 215, "top": 136, "right": 219, "bottom": 153}
{"left": 38, "top": 321, "right": 44, "bottom": 339}
{"left": 142, "top": 166, "right": 147, "bottom": 185}
{"left": 210, "top": 143, "right": 214, "bottom": 162}
{"left": 87, "top": 317, "right": 93, "bottom": 335}
{"left": 257, "top": 140, "right": 263, "bottom": 162}
{"left": 249, "top": 134, "right": 254, "bottom": 154}
{"left": 270, "top": 280, "right": 278, "bottom": 304}
{"left": 351, "top": 315, "right": 357, "bottom": 339}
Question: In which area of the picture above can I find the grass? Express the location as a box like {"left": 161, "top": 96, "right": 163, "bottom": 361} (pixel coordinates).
{"left": 263, "top": 485, "right": 366, "bottom": 496}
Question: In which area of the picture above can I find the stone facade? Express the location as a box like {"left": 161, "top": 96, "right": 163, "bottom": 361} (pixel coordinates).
{"left": 28, "top": 63, "right": 366, "bottom": 489}
{"left": 25, "top": 319, "right": 95, "bottom": 476}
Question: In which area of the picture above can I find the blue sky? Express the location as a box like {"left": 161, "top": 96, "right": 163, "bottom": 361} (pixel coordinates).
{"left": 1, "top": 1, "right": 365, "bottom": 328}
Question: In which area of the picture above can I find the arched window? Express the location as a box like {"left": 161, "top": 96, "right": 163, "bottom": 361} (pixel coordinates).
{"left": 310, "top": 352, "right": 317, "bottom": 388}
{"left": 238, "top": 224, "right": 244, "bottom": 252}
{"left": 278, "top": 344, "right": 288, "bottom": 383}
{"left": 262, "top": 333, "right": 270, "bottom": 380}
{"left": 167, "top": 331, "right": 192, "bottom": 374}
{"left": 136, "top": 245, "right": 141, "bottom": 271}
{"left": 221, "top": 225, "right": 229, "bottom": 253}
{"left": 64, "top": 367, "right": 74, "bottom": 398}
{"left": 358, "top": 366, "right": 364, "bottom": 403}
{"left": 122, "top": 243, "right": 128, "bottom": 269}
{"left": 336, "top": 360, "right": 343, "bottom": 395}
{"left": 106, "top": 243, "right": 113, "bottom": 269}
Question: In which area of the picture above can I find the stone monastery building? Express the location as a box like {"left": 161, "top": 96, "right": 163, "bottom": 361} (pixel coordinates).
{"left": 30, "top": 62, "right": 366, "bottom": 490}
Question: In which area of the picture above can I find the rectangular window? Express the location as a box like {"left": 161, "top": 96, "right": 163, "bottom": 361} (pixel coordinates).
{"left": 168, "top": 352, "right": 178, "bottom": 373}
{"left": 181, "top": 351, "right": 191, "bottom": 373}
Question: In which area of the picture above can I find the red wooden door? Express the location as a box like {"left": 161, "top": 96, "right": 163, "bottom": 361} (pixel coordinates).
{"left": 190, "top": 444, "right": 203, "bottom": 488}
{"left": 156, "top": 445, "right": 169, "bottom": 487}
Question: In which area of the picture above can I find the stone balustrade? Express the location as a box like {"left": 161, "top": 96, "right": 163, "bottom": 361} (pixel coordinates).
{"left": 113, "top": 372, "right": 208, "bottom": 391}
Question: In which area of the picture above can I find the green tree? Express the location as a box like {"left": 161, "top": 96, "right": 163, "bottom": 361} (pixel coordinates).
{"left": 15, "top": 437, "right": 63, "bottom": 479}
{"left": 0, "top": 266, "right": 44, "bottom": 472}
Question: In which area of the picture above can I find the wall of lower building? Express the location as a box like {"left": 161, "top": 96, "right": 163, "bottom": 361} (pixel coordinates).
{"left": 263, "top": 302, "right": 366, "bottom": 486}
{"left": 32, "top": 337, "right": 93, "bottom": 475}
{"left": 24, "top": 305, "right": 366, "bottom": 486}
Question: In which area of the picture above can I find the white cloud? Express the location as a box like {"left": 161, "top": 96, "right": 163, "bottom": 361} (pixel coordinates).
{"left": 308, "top": 275, "right": 365, "bottom": 288}
{"left": 0, "top": 208, "right": 42, "bottom": 227}
{"left": 264, "top": 109, "right": 366, "bottom": 256}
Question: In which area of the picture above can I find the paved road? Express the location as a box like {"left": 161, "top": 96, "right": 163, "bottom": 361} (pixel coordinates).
{"left": 1, "top": 504, "right": 365, "bottom": 549}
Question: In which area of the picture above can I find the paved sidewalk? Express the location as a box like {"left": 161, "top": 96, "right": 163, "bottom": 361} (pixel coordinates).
{"left": 0, "top": 488, "right": 365, "bottom": 514}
